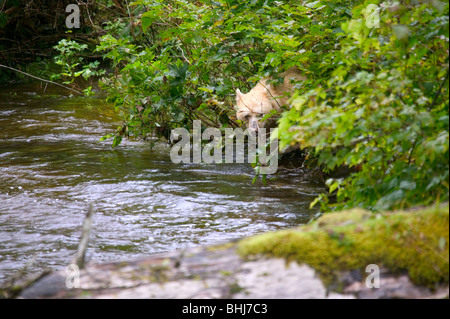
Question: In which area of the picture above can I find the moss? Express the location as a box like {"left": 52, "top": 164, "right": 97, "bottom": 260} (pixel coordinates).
{"left": 229, "top": 282, "right": 245, "bottom": 295}
{"left": 220, "top": 270, "right": 232, "bottom": 276}
{"left": 207, "top": 242, "right": 236, "bottom": 252}
{"left": 237, "top": 204, "right": 449, "bottom": 288}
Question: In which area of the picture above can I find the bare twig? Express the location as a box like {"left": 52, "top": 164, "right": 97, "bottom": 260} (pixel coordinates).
{"left": 0, "top": 64, "right": 83, "bottom": 95}
{"left": 72, "top": 203, "right": 94, "bottom": 269}
{"left": 428, "top": 67, "right": 449, "bottom": 111}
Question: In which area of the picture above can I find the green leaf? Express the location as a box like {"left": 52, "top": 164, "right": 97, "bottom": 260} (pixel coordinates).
{"left": 392, "top": 25, "right": 410, "bottom": 41}
{"left": 309, "top": 196, "right": 321, "bottom": 209}
{"left": 399, "top": 180, "right": 416, "bottom": 191}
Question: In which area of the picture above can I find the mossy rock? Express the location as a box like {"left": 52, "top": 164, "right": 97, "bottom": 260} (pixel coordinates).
{"left": 238, "top": 204, "right": 449, "bottom": 288}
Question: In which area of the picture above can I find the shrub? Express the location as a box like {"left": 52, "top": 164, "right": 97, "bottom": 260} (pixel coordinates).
{"left": 95, "top": 0, "right": 449, "bottom": 211}
{"left": 278, "top": 0, "right": 449, "bottom": 211}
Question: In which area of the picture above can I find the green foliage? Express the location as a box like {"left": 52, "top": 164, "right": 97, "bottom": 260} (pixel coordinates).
{"left": 96, "top": 0, "right": 448, "bottom": 211}
{"left": 277, "top": 0, "right": 449, "bottom": 211}
{"left": 52, "top": 38, "right": 105, "bottom": 95}
{"left": 96, "top": 0, "right": 347, "bottom": 141}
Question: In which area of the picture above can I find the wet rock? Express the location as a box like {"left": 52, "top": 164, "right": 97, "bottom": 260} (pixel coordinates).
{"left": 234, "top": 259, "right": 353, "bottom": 299}
{"left": 344, "top": 274, "right": 449, "bottom": 299}
{"left": 18, "top": 243, "right": 447, "bottom": 299}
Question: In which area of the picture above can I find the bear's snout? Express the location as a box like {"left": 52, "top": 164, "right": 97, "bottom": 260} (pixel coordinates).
{"left": 249, "top": 117, "right": 259, "bottom": 133}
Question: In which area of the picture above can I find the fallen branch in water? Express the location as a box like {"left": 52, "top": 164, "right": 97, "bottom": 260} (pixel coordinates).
{"left": 0, "top": 204, "right": 95, "bottom": 298}
{"left": 0, "top": 63, "right": 84, "bottom": 95}
{"left": 72, "top": 203, "right": 94, "bottom": 269}
{"left": 0, "top": 256, "right": 51, "bottom": 299}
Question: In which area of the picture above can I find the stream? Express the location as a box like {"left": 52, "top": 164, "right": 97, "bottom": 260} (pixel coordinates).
{"left": 0, "top": 83, "right": 324, "bottom": 283}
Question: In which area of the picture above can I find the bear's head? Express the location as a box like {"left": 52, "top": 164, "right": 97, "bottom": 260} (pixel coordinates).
{"left": 235, "top": 87, "right": 276, "bottom": 134}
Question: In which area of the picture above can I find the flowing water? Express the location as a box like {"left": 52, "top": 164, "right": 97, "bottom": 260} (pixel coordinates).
{"left": 0, "top": 84, "right": 324, "bottom": 283}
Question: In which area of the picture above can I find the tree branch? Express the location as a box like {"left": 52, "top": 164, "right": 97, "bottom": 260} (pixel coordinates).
{"left": 0, "top": 64, "right": 84, "bottom": 95}
{"left": 428, "top": 66, "right": 449, "bottom": 111}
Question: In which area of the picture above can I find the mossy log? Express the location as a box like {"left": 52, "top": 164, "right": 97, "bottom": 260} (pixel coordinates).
{"left": 239, "top": 204, "right": 449, "bottom": 289}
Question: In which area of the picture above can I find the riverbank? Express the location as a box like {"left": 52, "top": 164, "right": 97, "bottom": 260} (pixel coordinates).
{"left": 13, "top": 203, "right": 449, "bottom": 299}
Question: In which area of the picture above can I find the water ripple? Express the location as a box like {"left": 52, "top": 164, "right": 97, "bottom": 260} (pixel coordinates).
{"left": 0, "top": 86, "right": 324, "bottom": 282}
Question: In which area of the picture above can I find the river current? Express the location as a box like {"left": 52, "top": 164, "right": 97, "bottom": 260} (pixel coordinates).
{"left": 0, "top": 84, "right": 324, "bottom": 282}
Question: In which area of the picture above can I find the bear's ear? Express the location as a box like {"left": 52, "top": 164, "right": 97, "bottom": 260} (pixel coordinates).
{"left": 236, "top": 88, "right": 242, "bottom": 101}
